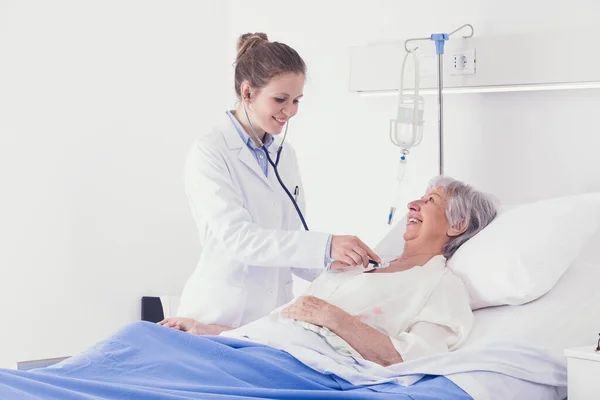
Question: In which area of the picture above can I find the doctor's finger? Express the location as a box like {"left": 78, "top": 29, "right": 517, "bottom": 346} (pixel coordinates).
{"left": 338, "top": 253, "right": 358, "bottom": 267}
{"left": 349, "top": 249, "right": 368, "bottom": 267}
{"left": 344, "top": 249, "right": 364, "bottom": 267}
{"left": 357, "top": 239, "right": 380, "bottom": 263}
{"left": 351, "top": 246, "right": 369, "bottom": 267}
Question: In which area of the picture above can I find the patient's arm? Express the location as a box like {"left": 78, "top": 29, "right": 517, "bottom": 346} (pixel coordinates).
{"left": 158, "top": 317, "right": 232, "bottom": 335}
{"left": 281, "top": 271, "right": 473, "bottom": 367}
{"left": 281, "top": 296, "right": 403, "bottom": 366}
{"left": 338, "top": 273, "right": 473, "bottom": 365}
{"left": 329, "top": 310, "right": 468, "bottom": 366}
{"left": 327, "top": 308, "right": 404, "bottom": 366}
{"left": 387, "top": 273, "right": 474, "bottom": 362}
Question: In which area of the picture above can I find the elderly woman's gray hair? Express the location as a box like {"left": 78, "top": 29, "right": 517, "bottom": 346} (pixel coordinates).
{"left": 428, "top": 176, "right": 498, "bottom": 259}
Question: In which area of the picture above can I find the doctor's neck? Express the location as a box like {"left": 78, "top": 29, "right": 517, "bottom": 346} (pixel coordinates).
{"left": 232, "top": 108, "right": 266, "bottom": 147}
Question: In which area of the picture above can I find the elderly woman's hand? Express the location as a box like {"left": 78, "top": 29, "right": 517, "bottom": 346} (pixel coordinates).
{"left": 158, "top": 318, "right": 231, "bottom": 335}
{"left": 281, "top": 296, "right": 343, "bottom": 328}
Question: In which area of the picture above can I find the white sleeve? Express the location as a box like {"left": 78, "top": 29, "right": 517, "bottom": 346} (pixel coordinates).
{"left": 388, "top": 272, "right": 474, "bottom": 362}
{"left": 184, "top": 138, "right": 330, "bottom": 269}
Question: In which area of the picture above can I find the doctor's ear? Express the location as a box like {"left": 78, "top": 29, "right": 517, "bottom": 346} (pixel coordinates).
{"left": 240, "top": 82, "right": 254, "bottom": 103}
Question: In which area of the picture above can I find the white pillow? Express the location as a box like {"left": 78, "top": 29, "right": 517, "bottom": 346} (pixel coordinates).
{"left": 374, "top": 193, "right": 600, "bottom": 310}
{"left": 448, "top": 192, "right": 600, "bottom": 309}
{"left": 465, "top": 238, "right": 600, "bottom": 362}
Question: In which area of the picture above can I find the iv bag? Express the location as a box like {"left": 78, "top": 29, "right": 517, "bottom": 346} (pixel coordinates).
{"left": 390, "top": 49, "right": 424, "bottom": 150}
{"left": 389, "top": 95, "right": 424, "bottom": 148}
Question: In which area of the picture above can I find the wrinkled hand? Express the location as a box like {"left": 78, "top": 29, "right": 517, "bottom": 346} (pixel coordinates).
{"left": 158, "top": 317, "right": 227, "bottom": 335}
{"left": 280, "top": 296, "right": 341, "bottom": 328}
{"left": 330, "top": 235, "right": 380, "bottom": 269}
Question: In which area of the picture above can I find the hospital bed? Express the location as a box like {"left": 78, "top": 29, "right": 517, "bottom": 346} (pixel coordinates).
{"left": 142, "top": 192, "right": 600, "bottom": 400}
{"left": 137, "top": 234, "right": 599, "bottom": 399}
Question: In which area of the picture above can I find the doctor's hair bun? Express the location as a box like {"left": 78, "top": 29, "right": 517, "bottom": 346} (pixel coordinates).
{"left": 236, "top": 32, "right": 269, "bottom": 61}
{"left": 233, "top": 32, "right": 306, "bottom": 99}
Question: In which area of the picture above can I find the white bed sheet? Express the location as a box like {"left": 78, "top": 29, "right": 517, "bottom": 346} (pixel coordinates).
{"left": 397, "top": 339, "right": 567, "bottom": 400}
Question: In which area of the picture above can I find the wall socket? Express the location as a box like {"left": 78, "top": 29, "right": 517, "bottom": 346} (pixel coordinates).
{"left": 451, "top": 48, "right": 476, "bottom": 75}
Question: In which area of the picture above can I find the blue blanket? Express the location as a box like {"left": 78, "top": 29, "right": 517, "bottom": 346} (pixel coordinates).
{"left": 0, "top": 322, "right": 472, "bottom": 399}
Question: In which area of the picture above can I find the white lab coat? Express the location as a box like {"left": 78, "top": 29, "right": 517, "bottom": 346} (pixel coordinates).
{"left": 178, "top": 112, "right": 330, "bottom": 328}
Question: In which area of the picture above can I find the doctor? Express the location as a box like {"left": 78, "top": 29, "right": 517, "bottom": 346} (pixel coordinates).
{"left": 176, "top": 32, "right": 380, "bottom": 333}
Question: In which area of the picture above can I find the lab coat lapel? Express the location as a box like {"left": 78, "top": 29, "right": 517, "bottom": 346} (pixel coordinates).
{"left": 219, "top": 112, "right": 274, "bottom": 191}
{"left": 237, "top": 147, "right": 274, "bottom": 191}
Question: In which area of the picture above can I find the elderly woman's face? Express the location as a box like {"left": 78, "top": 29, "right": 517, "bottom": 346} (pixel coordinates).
{"left": 403, "top": 187, "right": 454, "bottom": 246}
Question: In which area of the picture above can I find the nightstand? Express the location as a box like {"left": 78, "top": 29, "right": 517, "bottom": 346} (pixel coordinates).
{"left": 564, "top": 346, "right": 600, "bottom": 399}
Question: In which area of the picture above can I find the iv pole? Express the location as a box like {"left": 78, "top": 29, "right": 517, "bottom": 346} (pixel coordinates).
{"left": 403, "top": 24, "right": 474, "bottom": 175}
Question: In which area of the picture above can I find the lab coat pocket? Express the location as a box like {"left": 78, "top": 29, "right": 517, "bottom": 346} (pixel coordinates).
{"left": 293, "top": 183, "right": 304, "bottom": 208}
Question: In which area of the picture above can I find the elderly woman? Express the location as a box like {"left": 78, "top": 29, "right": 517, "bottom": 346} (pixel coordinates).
{"left": 0, "top": 176, "right": 497, "bottom": 399}
{"left": 161, "top": 176, "right": 498, "bottom": 369}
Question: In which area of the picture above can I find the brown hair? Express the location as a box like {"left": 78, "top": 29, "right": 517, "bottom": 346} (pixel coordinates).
{"left": 234, "top": 32, "right": 306, "bottom": 100}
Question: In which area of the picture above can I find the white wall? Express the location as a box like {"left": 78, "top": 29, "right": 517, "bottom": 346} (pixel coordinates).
{"left": 1, "top": 0, "right": 599, "bottom": 370}
{"left": 0, "top": 1, "right": 229, "bottom": 368}
{"left": 226, "top": 0, "right": 600, "bottom": 247}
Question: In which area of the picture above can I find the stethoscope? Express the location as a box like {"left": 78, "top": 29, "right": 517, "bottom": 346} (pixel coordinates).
{"left": 241, "top": 101, "right": 382, "bottom": 268}
{"left": 242, "top": 101, "right": 309, "bottom": 231}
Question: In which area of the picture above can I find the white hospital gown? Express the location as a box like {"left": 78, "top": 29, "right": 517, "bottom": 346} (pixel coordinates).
{"left": 221, "top": 255, "right": 473, "bottom": 385}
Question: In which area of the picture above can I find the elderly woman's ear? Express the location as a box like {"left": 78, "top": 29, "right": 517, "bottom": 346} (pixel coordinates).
{"left": 447, "top": 220, "right": 468, "bottom": 238}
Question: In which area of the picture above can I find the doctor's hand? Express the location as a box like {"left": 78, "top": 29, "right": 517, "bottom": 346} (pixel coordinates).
{"left": 280, "top": 296, "right": 343, "bottom": 328}
{"left": 331, "top": 235, "right": 380, "bottom": 268}
{"left": 158, "top": 317, "right": 232, "bottom": 335}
